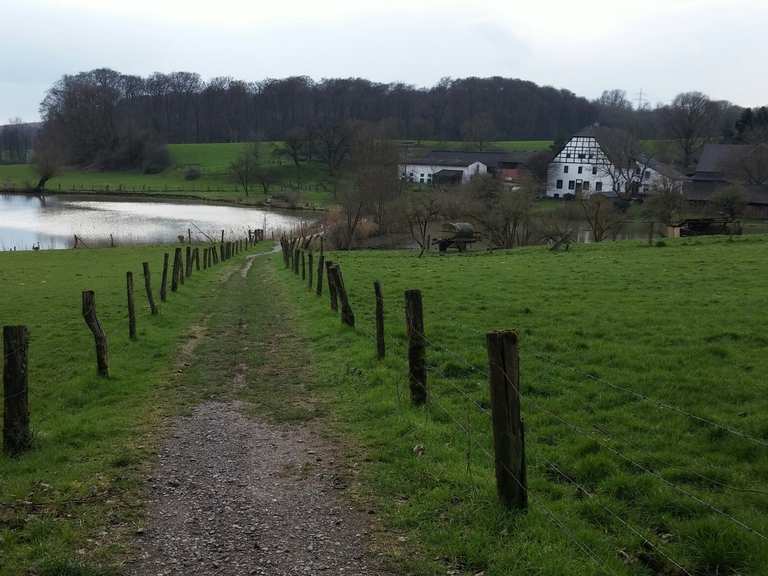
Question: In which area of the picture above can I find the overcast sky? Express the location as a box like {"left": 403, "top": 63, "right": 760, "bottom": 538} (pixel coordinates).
{"left": 2, "top": 0, "right": 766, "bottom": 123}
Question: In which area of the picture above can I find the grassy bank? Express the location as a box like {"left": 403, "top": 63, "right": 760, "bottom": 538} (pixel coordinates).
{"left": 274, "top": 236, "right": 768, "bottom": 575}
{"left": 0, "top": 143, "right": 332, "bottom": 208}
{"left": 0, "top": 243, "right": 259, "bottom": 574}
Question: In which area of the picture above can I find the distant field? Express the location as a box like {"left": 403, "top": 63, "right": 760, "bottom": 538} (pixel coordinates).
{"left": 402, "top": 139, "right": 554, "bottom": 152}
{"left": 279, "top": 236, "right": 768, "bottom": 575}
{"left": 0, "top": 142, "right": 331, "bottom": 207}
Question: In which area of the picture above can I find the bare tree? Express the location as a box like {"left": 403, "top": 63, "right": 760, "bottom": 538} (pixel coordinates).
{"left": 316, "top": 120, "right": 355, "bottom": 177}
{"left": 594, "top": 127, "right": 653, "bottom": 205}
{"left": 348, "top": 125, "right": 401, "bottom": 230}
{"left": 540, "top": 202, "right": 580, "bottom": 251}
{"left": 710, "top": 185, "right": 746, "bottom": 222}
{"left": 579, "top": 193, "right": 624, "bottom": 242}
{"left": 32, "top": 125, "right": 64, "bottom": 192}
{"left": 404, "top": 189, "right": 441, "bottom": 257}
{"left": 460, "top": 113, "right": 494, "bottom": 150}
{"left": 725, "top": 143, "right": 768, "bottom": 186}
{"left": 644, "top": 177, "right": 685, "bottom": 226}
{"left": 336, "top": 180, "right": 368, "bottom": 250}
{"left": 663, "top": 92, "right": 719, "bottom": 170}
{"left": 229, "top": 142, "right": 260, "bottom": 195}
{"left": 466, "top": 175, "right": 536, "bottom": 248}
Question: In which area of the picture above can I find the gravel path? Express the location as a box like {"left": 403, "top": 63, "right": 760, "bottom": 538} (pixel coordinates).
{"left": 130, "top": 402, "right": 391, "bottom": 576}
{"left": 129, "top": 248, "right": 393, "bottom": 576}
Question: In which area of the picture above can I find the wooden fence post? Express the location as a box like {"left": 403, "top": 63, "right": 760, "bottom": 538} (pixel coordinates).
{"left": 374, "top": 281, "right": 385, "bottom": 359}
{"left": 179, "top": 247, "right": 185, "bottom": 285}
{"left": 171, "top": 248, "right": 182, "bottom": 292}
{"left": 203, "top": 247, "right": 208, "bottom": 270}
{"left": 316, "top": 254, "right": 325, "bottom": 296}
{"left": 186, "top": 246, "right": 192, "bottom": 277}
{"left": 3, "top": 325, "right": 31, "bottom": 455}
{"left": 331, "top": 265, "right": 355, "bottom": 327}
{"left": 301, "top": 251, "right": 306, "bottom": 280}
{"left": 82, "top": 291, "right": 109, "bottom": 377}
{"left": 405, "top": 289, "right": 426, "bottom": 405}
{"left": 486, "top": 330, "right": 527, "bottom": 510}
{"left": 160, "top": 253, "right": 169, "bottom": 302}
{"left": 142, "top": 262, "right": 158, "bottom": 315}
{"left": 126, "top": 272, "right": 137, "bottom": 340}
{"left": 194, "top": 247, "right": 200, "bottom": 271}
{"left": 308, "top": 252, "right": 314, "bottom": 289}
{"left": 326, "top": 260, "right": 338, "bottom": 311}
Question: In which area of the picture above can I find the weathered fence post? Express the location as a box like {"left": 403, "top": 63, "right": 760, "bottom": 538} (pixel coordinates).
{"left": 308, "top": 252, "right": 314, "bottom": 289}
{"left": 405, "top": 289, "right": 426, "bottom": 405}
{"left": 294, "top": 249, "right": 300, "bottom": 275}
{"left": 142, "top": 262, "right": 158, "bottom": 315}
{"left": 185, "top": 246, "right": 192, "bottom": 277}
{"left": 326, "top": 260, "right": 338, "bottom": 311}
{"left": 330, "top": 265, "right": 355, "bottom": 327}
{"left": 486, "top": 330, "right": 527, "bottom": 510}
{"left": 374, "top": 281, "right": 385, "bottom": 359}
{"left": 316, "top": 253, "right": 325, "bottom": 296}
{"left": 160, "top": 253, "right": 169, "bottom": 302}
{"left": 126, "top": 272, "right": 137, "bottom": 340}
{"left": 82, "top": 290, "right": 109, "bottom": 377}
{"left": 301, "top": 250, "right": 306, "bottom": 280}
{"left": 194, "top": 247, "right": 200, "bottom": 271}
{"left": 171, "top": 248, "right": 182, "bottom": 292}
{"left": 3, "top": 325, "right": 31, "bottom": 455}
{"left": 203, "top": 247, "right": 208, "bottom": 270}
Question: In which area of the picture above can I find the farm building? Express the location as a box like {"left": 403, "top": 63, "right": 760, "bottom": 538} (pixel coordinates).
{"left": 399, "top": 149, "right": 534, "bottom": 186}
{"left": 545, "top": 126, "right": 683, "bottom": 198}
{"left": 688, "top": 143, "right": 768, "bottom": 216}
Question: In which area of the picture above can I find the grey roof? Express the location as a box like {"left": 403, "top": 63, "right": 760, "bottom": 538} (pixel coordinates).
{"left": 693, "top": 144, "right": 752, "bottom": 181}
{"left": 403, "top": 149, "right": 533, "bottom": 168}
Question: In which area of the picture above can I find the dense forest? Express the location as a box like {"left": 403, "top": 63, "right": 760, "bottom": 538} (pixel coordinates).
{"left": 7, "top": 69, "right": 762, "bottom": 172}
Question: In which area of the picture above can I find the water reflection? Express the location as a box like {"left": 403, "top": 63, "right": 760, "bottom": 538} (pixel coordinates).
{"left": 0, "top": 194, "right": 312, "bottom": 251}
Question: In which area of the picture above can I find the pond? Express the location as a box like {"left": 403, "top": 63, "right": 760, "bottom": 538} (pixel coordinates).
{"left": 0, "top": 194, "right": 314, "bottom": 251}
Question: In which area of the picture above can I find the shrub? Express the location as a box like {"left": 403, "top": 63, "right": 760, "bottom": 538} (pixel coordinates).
{"left": 184, "top": 165, "right": 202, "bottom": 181}
{"left": 142, "top": 143, "right": 171, "bottom": 174}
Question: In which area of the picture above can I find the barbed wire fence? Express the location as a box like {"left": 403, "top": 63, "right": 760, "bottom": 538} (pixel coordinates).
{"left": 276, "top": 234, "right": 768, "bottom": 574}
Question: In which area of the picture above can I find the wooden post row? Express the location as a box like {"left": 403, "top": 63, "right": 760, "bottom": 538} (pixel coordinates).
{"left": 160, "top": 253, "right": 169, "bottom": 302}
{"left": 316, "top": 254, "right": 325, "bottom": 296}
{"left": 126, "top": 272, "right": 137, "bottom": 340}
{"left": 374, "top": 281, "right": 385, "bottom": 359}
{"left": 308, "top": 252, "right": 314, "bottom": 289}
{"left": 171, "top": 248, "right": 182, "bottom": 292}
{"left": 405, "top": 289, "right": 426, "bottom": 405}
{"left": 3, "top": 325, "right": 31, "bottom": 455}
{"left": 82, "top": 290, "right": 109, "bottom": 377}
{"left": 330, "top": 265, "right": 354, "bottom": 327}
{"left": 142, "top": 262, "right": 158, "bottom": 315}
{"left": 486, "top": 330, "right": 527, "bottom": 510}
{"left": 326, "top": 260, "right": 338, "bottom": 311}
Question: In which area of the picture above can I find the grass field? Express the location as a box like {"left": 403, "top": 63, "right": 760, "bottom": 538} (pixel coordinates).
{"left": 0, "top": 139, "right": 556, "bottom": 208}
{"left": 274, "top": 236, "right": 768, "bottom": 575}
{"left": 0, "top": 142, "right": 331, "bottom": 207}
{"left": 0, "top": 243, "right": 259, "bottom": 575}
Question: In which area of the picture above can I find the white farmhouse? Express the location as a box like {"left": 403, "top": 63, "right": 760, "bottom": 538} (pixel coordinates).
{"left": 545, "top": 126, "right": 682, "bottom": 198}
{"left": 400, "top": 151, "right": 488, "bottom": 185}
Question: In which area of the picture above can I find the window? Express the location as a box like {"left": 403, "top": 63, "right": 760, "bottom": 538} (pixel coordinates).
{"left": 566, "top": 153, "right": 571, "bottom": 158}
{"left": 578, "top": 166, "right": 583, "bottom": 174}
{"left": 556, "top": 179, "right": 563, "bottom": 189}
{"left": 579, "top": 153, "right": 585, "bottom": 159}
{"left": 583, "top": 181, "right": 590, "bottom": 191}
{"left": 568, "top": 180, "right": 575, "bottom": 190}
{"left": 564, "top": 165, "right": 569, "bottom": 173}
{"left": 588, "top": 153, "right": 594, "bottom": 159}
{"left": 592, "top": 166, "right": 597, "bottom": 175}
{"left": 595, "top": 181, "right": 603, "bottom": 192}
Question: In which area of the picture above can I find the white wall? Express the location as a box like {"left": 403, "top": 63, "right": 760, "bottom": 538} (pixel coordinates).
{"left": 399, "top": 161, "right": 487, "bottom": 184}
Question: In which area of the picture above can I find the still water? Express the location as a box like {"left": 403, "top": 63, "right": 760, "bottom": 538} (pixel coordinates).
{"left": 0, "top": 194, "right": 312, "bottom": 250}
